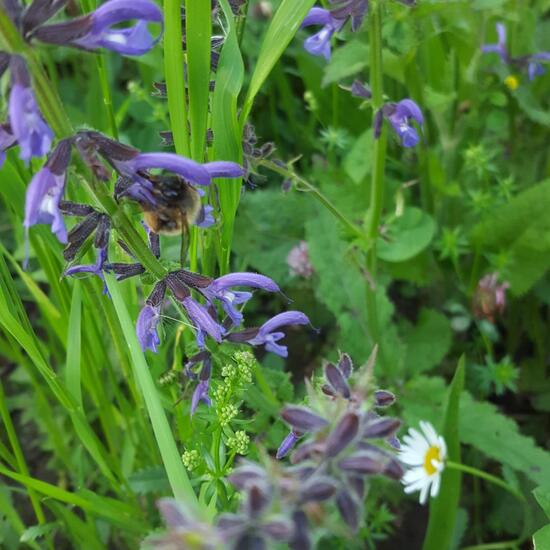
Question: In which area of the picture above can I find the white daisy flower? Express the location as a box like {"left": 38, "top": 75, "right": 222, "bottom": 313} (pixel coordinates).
{"left": 399, "top": 421, "right": 447, "bottom": 505}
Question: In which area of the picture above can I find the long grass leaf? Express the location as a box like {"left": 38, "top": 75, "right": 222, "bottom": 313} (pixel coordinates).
{"left": 66, "top": 283, "right": 82, "bottom": 407}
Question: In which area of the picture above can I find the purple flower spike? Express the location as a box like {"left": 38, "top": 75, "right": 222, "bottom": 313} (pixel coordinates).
{"left": 0, "top": 124, "right": 17, "bottom": 167}
{"left": 384, "top": 99, "right": 424, "bottom": 148}
{"left": 76, "top": 0, "right": 163, "bottom": 56}
{"left": 248, "top": 311, "right": 310, "bottom": 357}
{"left": 24, "top": 139, "right": 72, "bottom": 244}
{"left": 182, "top": 296, "right": 224, "bottom": 348}
{"left": 202, "top": 272, "right": 280, "bottom": 326}
{"left": 136, "top": 304, "right": 161, "bottom": 352}
{"left": 301, "top": 8, "right": 342, "bottom": 61}
{"left": 9, "top": 56, "right": 53, "bottom": 163}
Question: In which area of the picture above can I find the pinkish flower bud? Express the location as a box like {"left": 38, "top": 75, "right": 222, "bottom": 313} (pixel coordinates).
{"left": 287, "top": 241, "right": 314, "bottom": 278}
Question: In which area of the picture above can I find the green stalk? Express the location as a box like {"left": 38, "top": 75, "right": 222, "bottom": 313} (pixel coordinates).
{"left": 0, "top": 379, "right": 46, "bottom": 525}
{"left": 445, "top": 461, "right": 525, "bottom": 503}
{"left": 365, "top": 0, "right": 387, "bottom": 357}
{"left": 164, "top": 0, "right": 191, "bottom": 157}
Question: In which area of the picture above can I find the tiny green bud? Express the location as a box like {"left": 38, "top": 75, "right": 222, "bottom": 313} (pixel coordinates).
{"left": 218, "top": 404, "right": 238, "bottom": 426}
{"left": 227, "top": 430, "right": 250, "bottom": 455}
{"left": 181, "top": 449, "right": 200, "bottom": 471}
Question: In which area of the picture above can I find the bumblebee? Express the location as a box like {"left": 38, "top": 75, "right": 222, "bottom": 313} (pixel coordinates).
{"left": 116, "top": 174, "right": 205, "bottom": 236}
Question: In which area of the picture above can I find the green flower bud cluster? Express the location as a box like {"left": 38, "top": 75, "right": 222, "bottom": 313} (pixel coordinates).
{"left": 158, "top": 369, "right": 178, "bottom": 387}
{"left": 181, "top": 449, "right": 200, "bottom": 471}
{"left": 218, "top": 404, "right": 238, "bottom": 427}
{"left": 227, "top": 431, "right": 250, "bottom": 456}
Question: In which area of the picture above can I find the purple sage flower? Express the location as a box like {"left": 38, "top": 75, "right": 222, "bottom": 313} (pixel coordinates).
{"left": 24, "top": 139, "right": 72, "bottom": 244}
{"left": 191, "top": 359, "right": 212, "bottom": 415}
{"left": 482, "top": 22, "right": 550, "bottom": 81}
{"left": 182, "top": 296, "right": 225, "bottom": 349}
{"left": 227, "top": 311, "right": 310, "bottom": 357}
{"left": 202, "top": 272, "right": 280, "bottom": 326}
{"left": 301, "top": 8, "right": 343, "bottom": 61}
{"left": 32, "top": 0, "right": 163, "bottom": 56}
{"left": 381, "top": 99, "right": 424, "bottom": 148}
{"left": 276, "top": 430, "right": 301, "bottom": 460}
{"left": 65, "top": 244, "right": 108, "bottom": 280}
{"left": 136, "top": 304, "right": 161, "bottom": 352}
{"left": 8, "top": 56, "right": 53, "bottom": 163}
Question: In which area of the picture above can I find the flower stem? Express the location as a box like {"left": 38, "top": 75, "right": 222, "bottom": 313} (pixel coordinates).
{"left": 445, "top": 461, "right": 525, "bottom": 503}
{"left": 365, "top": 0, "right": 387, "bottom": 360}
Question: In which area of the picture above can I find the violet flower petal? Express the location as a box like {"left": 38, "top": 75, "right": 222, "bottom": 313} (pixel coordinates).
{"left": 136, "top": 304, "right": 161, "bottom": 352}
{"left": 301, "top": 7, "right": 332, "bottom": 28}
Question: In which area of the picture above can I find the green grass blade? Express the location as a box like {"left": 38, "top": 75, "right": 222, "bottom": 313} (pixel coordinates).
{"left": 211, "top": 0, "right": 244, "bottom": 273}
{"left": 185, "top": 0, "right": 212, "bottom": 161}
{"left": 105, "top": 274, "right": 199, "bottom": 510}
{"left": 422, "top": 356, "right": 465, "bottom": 550}
{"left": 66, "top": 283, "right": 83, "bottom": 407}
{"left": 239, "top": 0, "right": 316, "bottom": 125}
{"left": 164, "top": 0, "right": 190, "bottom": 157}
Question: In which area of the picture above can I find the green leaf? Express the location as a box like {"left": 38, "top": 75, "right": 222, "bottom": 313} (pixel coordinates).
{"left": 377, "top": 207, "right": 436, "bottom": 262}
{"left": 128, "top": 467, "right": 170, "bottom": 495}
{"left": 322, "top": 40, "right": 369, "bottom": 87}
{"left": 344, "top": 129, "right": 373, "bottom": 184}
{"left": 534, "top": 486, "right": 550, "bottom": 519}
{"left": 211, "top": 0, "right": 245, "bottom": 273}
{"left": 402, "top": 309, "right": 452, "bottom": 375}
{"left": 185, "top": 0, "right": 212, "bottom": 161}
{"left": 105, "top": 275, "right": 198, "bottom": 510}
{"left": 422, "top": 357, "right": 464, "bottom": 550}
{"left": 533, "top": 524, "right": 550, "bottom": 549}
{"left": 66, "top": 283, "right": 82, "bottom": 407}
{"left": 240, "top": 0, "right": 316, "bottom": 123}
{"left": 20, "top": 523, "right": 58, "bottom": 543}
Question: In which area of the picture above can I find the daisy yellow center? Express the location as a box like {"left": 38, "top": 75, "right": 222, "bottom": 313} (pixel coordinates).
{"left": 423, "top": 445, "right": 441, "bottom": 476}
{"left": 504, "top": 75, "right": 519, "bottom": 91}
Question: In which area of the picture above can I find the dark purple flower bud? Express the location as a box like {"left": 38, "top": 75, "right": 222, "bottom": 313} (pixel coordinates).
{"left": 289, "top": 510, "right": 311, "bottom": 550}
{"left": 350, "top": 79, "right": 372, "bottom": 99}
{"left": 0, "top": 123, "right": 17, "bottom": 168}
{"left": 321, "top": 384, "right": 337, "bottom": 397}
{"left": 106, "top": 262, "right": 145, "bottom": 281}
{"left": 59, "top": 201, "right": 95, "bottom": 217}
{"left": 347, "top": 475, "right": 365, "bottom": 499}
{"left": 191, "top": 360, "right": 211, "bottom": 414}
{"left": 245, "top": 482, "right": 271, "bottom": 520}
{"left": 281, "top": 405, "right": 328, "bottom": 432}
{"left": 9, "top": 56, "right": 53, "bottom": 163}
{"left": 173, "top": 269, "right": 213, "bottom": 289}
{"left": 146, "top": 280, "right": 167, "bottom": 308}
{"left": 263, "top": 518, "right": 293, "bottom": 542}
{"left": 325, "top": 412, "right": 359, "bottom": 458}
{"left": 387, "top": 435, "right": 401, "bottom": 450}
{"left": 290, "top": 441, "right": 326, "bottom": 464}
{"left": 374, "top": 389, "right": 395, "bottom": 408}
{"left": 136, "top": 304, "right": 161, "bottom": 352}
{"left": 22, "top": 0, "right": 68, "bottom": 36}
{"left": 276, "top": 430, "right": 300, "bottom": 460}
{"left": 202, "top": 272, "right": 280, "bottom": 327}
{"left": 336, "top": 488, "right": 360, "bottom": 531}
{"left": 373, "top": 108, "right": 384, "bottom": 140}
{"left": 182, "top": 296, "right": 225, "bottom": 348}
{"left": 383, "top": 456, "right": 404, "bottom": 480}
{"left": 363, "top": 417, "right": 401, "bottom": 439}
{"left": 338, "top": 451, "right": 385, "bottom": 474}
{"left": 299, "top": 475, "right": 337, "bottom": 503}
{"left": 228, "top": 462, "right": 267, "bottom": 490}
{"left": 24, "top": 138, "right": 72, "bottom": 245}
{"left": 324, "top": 362, "right": 351, "bottom": 399}
{"left": 217, "top": 514, "right": 247, "bottom": 540}
{"left": 94, "top": 214, "right": 110, "bottom": 249}
{"left": 64, "top": 211, "right": 101, "bottom": 261}
{"left": 246, "top": 311, "right": 310, "bottom": 357}
{"left": 34, "top": 0, "right": 163, "bottom": 56}
{"left": 338, "top": 352, "right": 353, "bottom": 378}
{"left": 165, "top": 271, "right": 191, "bottom": 301}
{"left": 330, "top": 0, "right": 368, "bottom": 32}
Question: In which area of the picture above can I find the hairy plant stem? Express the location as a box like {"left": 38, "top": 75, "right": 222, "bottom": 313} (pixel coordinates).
{"left": 445, "top": 461, "right": 525, "bottom": 503}
{"left": 366, "top": 0, "right": 387, "bottom": 361}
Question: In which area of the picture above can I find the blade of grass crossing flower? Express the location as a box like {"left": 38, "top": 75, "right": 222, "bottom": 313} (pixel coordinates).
{"left": 105, "top": 274, "right": 200, "bottom": 511}
{"left": 185, "top": 0, "right": 212, "bottom": 161}
{"left": 66, "top": 283, "right": 83, "bottom": 407}
{"left": 211, "top": 0, "right": 244, "bottom": 273}
{"left": 422, "top": 356, "right": 465, "bottom": 550}
{"left": 239, "top": 0, "right": 316, "bottom": 125}
{"left": 164, "top": 0, "right": 190, "bottom": 157}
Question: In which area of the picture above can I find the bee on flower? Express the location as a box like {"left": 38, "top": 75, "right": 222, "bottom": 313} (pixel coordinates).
{"left": 400, "top": 421, "right": 447, "bottom": 504}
